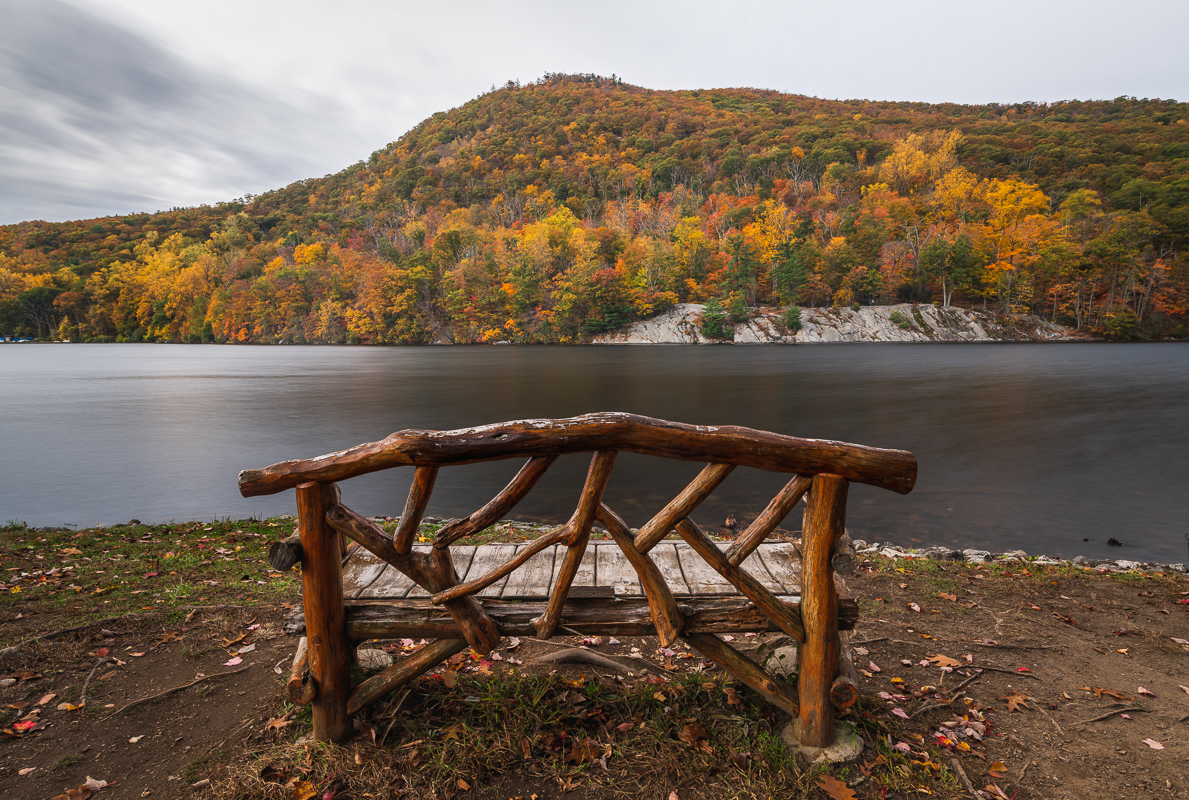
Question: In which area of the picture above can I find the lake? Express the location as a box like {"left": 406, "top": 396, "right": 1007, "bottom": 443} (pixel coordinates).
{"left": 2, "top": 343, "right": 1187, "bottom": 564}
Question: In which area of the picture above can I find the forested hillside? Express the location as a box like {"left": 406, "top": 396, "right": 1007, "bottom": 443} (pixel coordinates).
{"left": 2, "top": 74, "right": 1187, "bottom": 343}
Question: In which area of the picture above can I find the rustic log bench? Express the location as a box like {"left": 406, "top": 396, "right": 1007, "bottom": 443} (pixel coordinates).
{"left": 238, "top": 412, "right": 916, "bottom": 749}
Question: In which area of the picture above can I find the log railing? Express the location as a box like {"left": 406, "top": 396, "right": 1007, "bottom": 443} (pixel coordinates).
{"left": 240, "top": 412, "right": 917, "bottom": 748}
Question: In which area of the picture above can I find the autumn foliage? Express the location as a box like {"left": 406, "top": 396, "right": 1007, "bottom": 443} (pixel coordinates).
{"left": 2, "top": 75, "right": 1187, "bottom": 342}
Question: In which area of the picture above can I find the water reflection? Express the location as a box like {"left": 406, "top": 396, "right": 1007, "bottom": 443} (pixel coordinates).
{"left": 1, "top": 342, "right": 1186, "bottom": 563}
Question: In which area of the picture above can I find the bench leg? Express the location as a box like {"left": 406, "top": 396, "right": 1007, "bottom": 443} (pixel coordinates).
{"left": 794, "top": 473, "right": 847, "bottom": 748}
{"left": 298, "top": 481, "right": 353, "bottom": 743}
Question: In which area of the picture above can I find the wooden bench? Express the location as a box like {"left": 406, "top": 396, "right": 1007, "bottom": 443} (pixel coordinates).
{"left": 239, "top": 412, "right": 916, "bottom": 749}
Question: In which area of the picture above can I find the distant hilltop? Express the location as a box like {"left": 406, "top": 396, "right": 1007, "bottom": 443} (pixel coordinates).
{"left": 2, "top": 75, "right": 1185, "bottom": 344}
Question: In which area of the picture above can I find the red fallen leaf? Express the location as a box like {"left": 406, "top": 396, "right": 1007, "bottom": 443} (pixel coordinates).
{"left": 1015, "top": 667, "right": 1031, "bottom": 673}
{"left": 96, "top": 647, "right": 109, "bottom": 658}
{"left": 1137, "top": 686, "right": 1155, "bottom": 697}
{"left": 13, "top": 720, "right": 36, "bottom": 731}
{"left": 616, "top": 722, "right": 636, "bottom": 732}
{"left": 1142, "top": 738, "right": 1165, "bottom": 750}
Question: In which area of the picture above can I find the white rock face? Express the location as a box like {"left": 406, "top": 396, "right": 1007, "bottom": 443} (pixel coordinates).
{"left": 591, "top": 303, "right": 1076, "bottom": 344}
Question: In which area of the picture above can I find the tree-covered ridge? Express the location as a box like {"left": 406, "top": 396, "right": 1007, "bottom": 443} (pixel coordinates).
{"left": 2, "top": 74, "right": 1187, "bottom": 342}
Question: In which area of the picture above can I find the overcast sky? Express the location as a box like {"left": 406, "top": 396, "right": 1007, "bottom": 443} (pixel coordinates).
{"left": 2, "top": 0, "right": 1186, "bottom": 225}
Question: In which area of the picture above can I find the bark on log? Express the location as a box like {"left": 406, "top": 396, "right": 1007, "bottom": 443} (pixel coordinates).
{"left": 726, "top": 474, "right": 811, "bottom": 566}
{"left": 794, "top": 473, "right": 847, "bottom": 748}
{"left": 269, "top": 534, "right": 303, "bottom": 572}
{"left": 325, "top": 504, "right": 500, "bottom": 654}
{"left": 430, "top": 527, "right": 569, "bottom": 604}
{"left": 286, "top": 636, "right": 314, "bottom": 706}
{"left": 674, "top": 518, "right": 806, "bottom": 643}
{"left": 435, "top": 456, "right": 557, "bottom": 548}
{"left": 685, "top": 632, "right": 800, "bottom": 717}
{"left": 297, "top": 482, "right": 352, "bottom": 743}
{"left": 829, "top": 631, "right": 860, "bottom": 709}
{"left": 239, "top": 413, "right": 917, "bottom": 498}
{"left": 534, "top": 451, "right": 616, "bottom": 639}
{"left": 634, "top": 463, "right": 735, "bottom": 553}
{"left": 393, "top": 466, "right": 438, "bottom": 555}
{"left": 595, "top": 504, "right": 684, "bottom": 646}
{"left": 283, "top": 596, "right": 859, "bottom": 640}
{"left": 347, "top": 638, "right": 466, "bottom": 715}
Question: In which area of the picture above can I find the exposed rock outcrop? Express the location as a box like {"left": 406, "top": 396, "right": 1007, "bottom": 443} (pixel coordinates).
{"left": 592, "top": 303, "right": 1077, "bottom": 344}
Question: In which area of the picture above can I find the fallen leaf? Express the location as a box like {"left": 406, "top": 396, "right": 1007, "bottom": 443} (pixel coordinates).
{"left": 999, "top": 692, "right": 1030, "bottom": 712}
{"left": 37, "top": 693, "right": 56, "bottom": 706}
{"left": 891, "top": 708, "right": 909, "bottom": 719}
{"left": 223, "top": 656, "right": 243, "bottom": 666}
{"left": 679, "top": 722, "right": 709, "bottom": 748}
{"left": 939, "top": 592, "right": 958, "bottom": 602}
{"left": 617, "top": 722, "right": 636, "bottom": 732}
{"left": 290, "top": 780, "right": 318, "bottom": 800}
{"left": 1142, "top": 738, "right": 1165, "bottom": 750}
{"left": 1137, "top": 686, "right": 1155, "bottom": 697}
{"left": 129, "top": 735, "right": 144, "bottom": 743}
{"left": 18, "top": 767, "right": 36, "bottom": 775}
{"left": 909, "top": 603, "right": 922, "bottom": 614}
{"left": 1180, "top": 685, "right": 1189, "bottom": 694}
{"left": 457, "top": 777, "right": 471, "bottom": 790}
{"left": 927, "top": 654, "right": 962, "bottom": 668}
{"left": 817, "top": 773, "right": 859, "bottom": 800}
{"left": 867, "top": 661, "right": 882, "bottom": 673}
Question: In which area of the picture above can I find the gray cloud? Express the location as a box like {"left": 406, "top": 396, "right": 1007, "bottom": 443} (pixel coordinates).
{"left": 0, "top": 0, "right": 373, "bottom": 223}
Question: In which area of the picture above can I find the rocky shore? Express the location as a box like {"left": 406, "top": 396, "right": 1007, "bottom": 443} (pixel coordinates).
{"left": 848, "top": 538, "right": 1188, "bottom": 575}
{"left": 592, "top": 303, "right": 1078, "bottom": 344}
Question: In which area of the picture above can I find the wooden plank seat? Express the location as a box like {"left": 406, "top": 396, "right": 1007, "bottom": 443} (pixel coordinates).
{"left": 239, "top": 412, "right": 916, "bottom": 749}
{"left": 283, "top": 541, "right": 861, "bottom": 640}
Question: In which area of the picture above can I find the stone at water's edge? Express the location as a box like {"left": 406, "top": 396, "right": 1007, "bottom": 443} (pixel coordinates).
{"left": 592, "top": 303, "right": 1077, "bottom": 344}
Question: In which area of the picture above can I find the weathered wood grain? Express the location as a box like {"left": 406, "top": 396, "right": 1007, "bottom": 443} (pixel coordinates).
{"left": 595, "top": 504, "right": 685, "bottom": 646}
{"left": 434, "top": 455, "right": 557, "bottom": 548}
{"left": 634, "top": 462, "right": 735, "bottom": 552}
{"left": 676, "top": 518, "right": 807, "bottom": 643}
{"left": 238, "top": 412, "right": 917, "bottom": 497}
{"left": 535, "top": 451, "right": 616, "bottom": 638}
{"left": 325, "top": 504, "right": 500, "bottom": 654}
{"left": 794, "top": 473, "right": 848, "bottom": 748}
{"left": 347, "top": 638, "right": 467, "bottom": 715}
{"left": 393, "top": 466, "right": 438, "bottom": 555}
{"left": 684, "top": 632, "right": 800, "bottom": 717}
{"left": 726, "top": 474, "right": 811, "bottom": 565}
{"left": 297, "top": 482, "right": 352, "bottom": 743}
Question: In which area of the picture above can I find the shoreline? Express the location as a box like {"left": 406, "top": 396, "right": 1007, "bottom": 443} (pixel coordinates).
{"left": 8, "top": 515, "right": 1185, "bottom": 576}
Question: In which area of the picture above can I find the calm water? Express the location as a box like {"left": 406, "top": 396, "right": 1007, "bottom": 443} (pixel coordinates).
{"left": 2, "top": 343, "right": 1187, "bottom": 564}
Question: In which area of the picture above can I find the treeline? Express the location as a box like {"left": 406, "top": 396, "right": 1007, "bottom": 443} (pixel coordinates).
{"left": 1, "top": 75, "right": 1187, "bottom": 342}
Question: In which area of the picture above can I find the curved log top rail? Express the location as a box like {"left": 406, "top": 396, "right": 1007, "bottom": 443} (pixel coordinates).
{"left": 256, "top": 414, "right": 917, "bottom": 748}
{"left": 238, "top": 411, "right": 917, "bottom": 498}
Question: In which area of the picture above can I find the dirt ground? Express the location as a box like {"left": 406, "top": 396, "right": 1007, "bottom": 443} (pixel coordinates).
{"left": 2, "top": 555, "right": 1188, "bottom": 800}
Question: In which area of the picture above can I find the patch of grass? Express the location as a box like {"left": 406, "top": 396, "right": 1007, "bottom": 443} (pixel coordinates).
{"left": 52, "top": 754, "right": 84, "bottom": 771}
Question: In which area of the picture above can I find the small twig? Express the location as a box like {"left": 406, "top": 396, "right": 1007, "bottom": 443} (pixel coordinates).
{"left": 1032, "top": 702, "right": 1064, "bottom": 735}
{"left": 949, "top": 671, "right": 983, "bottom": 696}
{"left": 116, "top": 665, "right": 252, "bottom": 714}
{"left": 910, "top": 701, "right": 954, "bottom": 720}
{"left": 377, "top": 687, "right": 412, "bottom": 748}
{"left": 971, "top": 664, "right": 1040, "bottom": 680}
{"left": 1018, "top": 759, "right": 1033, "bottom": 783}
{"left": 949, "top": 758, "right": 986, "bottom": 800}
{"left": 851, "top": 637, "right": 890, "bottom": 646}
{"left": 1075, "top": 707, "right": 1149, "bottom": 724}
{"left": 79, "top": 656, "right": 113, "bottom": 710}
{"left": 971, "top": 642, "right": 1061, "bottom": 651}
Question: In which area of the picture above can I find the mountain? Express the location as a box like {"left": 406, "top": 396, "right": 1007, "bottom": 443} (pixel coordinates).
{"left": 2, "top": 74, "right": 1187, "bottom": 343}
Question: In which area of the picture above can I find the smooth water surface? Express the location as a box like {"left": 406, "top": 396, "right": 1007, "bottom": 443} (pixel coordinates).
{"left": 2, "top": 343, "right": 1186, "bottom": 563}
